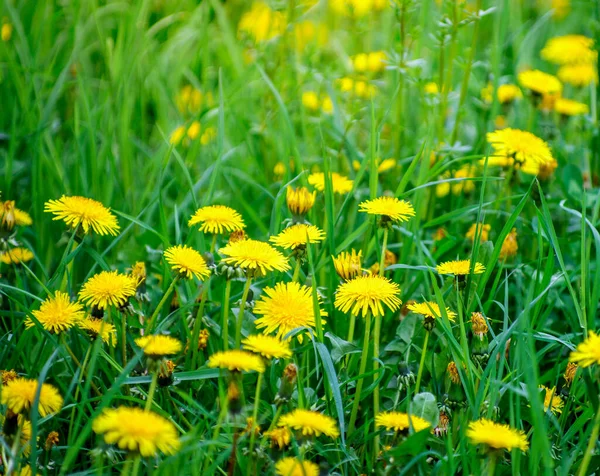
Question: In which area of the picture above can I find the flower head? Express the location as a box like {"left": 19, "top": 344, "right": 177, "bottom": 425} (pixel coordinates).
{"left": 270, "top": 224, "right": 325, "bottom": 250}
{"left": 334, "top": 274, "right": 401, "bottom": 318}
{"left": 447, "top": 361, "right": 461, "bottom": 384}
{"left": 14, "top": 207, "right": 33, "bottom": 226}
{"left": 487, "top": 129, "right": 555, "bottom": 171}
{"left": 481, "top": 83, "right": 522, "bottom": 104}
{"left": 25, "top": 292, "right": 84, "bottom": 334}
{"left": 1, "top": 247, "right": 34, "bottom": 265}
{"left": 359, "top": 196, "right": 415, "bottom": 223}
{"left": 518, "top": 70, "right": 562, "bottom": 96}
{"left": 135, "top": 335, "right": 182, "bottom": 359}
{"left": 466, "top": 419, "right": 528, "bottom": 452}
{"left": 207, "top": 350, "right": 265, "bottom": 373}
{"left": 408, "top": 301, "right": 456, "bottom": 321}
{"left": 79, "top": 270, "right": 137, "bottom": 310}
{"left": 92, "top": 406, "right": 180, "bottom": 457}
{"left": 275, "top": 457, "right": 319, "bottom": 476}
{"left": 188, "top": 205, "right": 245, "bottom": 235}
{"left": 436, "top": 260, "right": 485, "bottom": 276}
{"left": 499, "top": 228, "right": 519, "bottom": 259}
{"left": 242, "top": 334, "right": 293, "bottom": 360}
{"left": 541, "top": 35, "right": 596, "bottom": 65}
{"left": 540, "top": 386, "right": 563, "bottom": 415}
{"left": 308, "top": 172, "right": 354, "bottom": 194}
{"left": 554, "top": 98, "right": 589, "bottom": 116}
{"left": 1, "top": 378, "right": 63, "bottom": 417}
{"left": 79, "top": 318, "right": 117, "bottom": 346}
{"left": 569, "top": 331, "right": 600, "bottom": 367}
{"left": 164, "top": 245, "right": 210, "bottom": 281}
{"left": 1, "top": 200, "right": 16, "bottom": 231}
{"left": 564, "top": 362, "right": 578, "bottom": 386}
{"left": 265, "top": 427, "right": 291, "bottom": 449}
{"left": 558, "top": 63, "right": 598, "bottom": 87}
{"left": 44, "top": 196, "right": 119, "bottom": 236}
{"left": 332, "top": 249, "right": 362, "bottom": 281}
{"left": 471, "top": 312, "right": 489, "bottom": 339}
{"left": 238, "top": 2, "right": 286, "bottom": 43}
{"left": 286, "top": 187, "right": 316, "bottom": 216}
{"left": 220, "top": 239, "right": 290, "bottom": 276}
{"left": 278, "top": 409, "right": 339, "bottom": 439}
{"left": 254, "top": 282, "right": 326, "bottom": 342}
{"left": 375, "top": 411, "right": 431, "bottom": 433}
{"left": 466, "top": 223, "right": 490, "bottom": 242}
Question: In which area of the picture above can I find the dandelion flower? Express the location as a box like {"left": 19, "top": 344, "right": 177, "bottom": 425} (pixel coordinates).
{"left": 265, "top": 427, "right": 291, "bottom": 449}
{"left": 79, "top": 318, "right": 116, "bottom": 346}
{"left": 359, "top": 196, "right": 415, "bottom": 223}
{"left": 375, "top": 411, "right": 431, "bottom": 433}
{"left": 541, "top": 35, "right": 596, "bottom": 65}
{"left": 188, "top": 205, "right": 245, "bottom": 235}
{"left": 44, "top": 196, "right": 119, "bottom": 236}
{"left": 164, "top": 245, "right": 210, "bottom": 281}
{"left": 242, "top": 334, "right": 293, "bottom": 360}
{"left": 220, "top": 239, "right": 290, "bottom": 276}
{"left": 540, "top": 386, "right": 563, "bottom": 415}
{"left": 332, "top": 249, "right": 362, "bottom": 281}
{"left": 208, "top": 350, "right": 265, "bottom": 373}
{"left": 554, "top": 98, "right": 589, "bottom": 116}
{"left": 499, "top": 228, "right": 519, "bottom": 259}
{"left": 92, "top": 406, "right": 180, "bottom": 457}
{"left": 334, "top": 274, "right": 401, "bottom": 318}
{"left": 275, "top": 457, "right": 319, "bottom": 476}
{"left": 278, "top": 409, "right": 339, "bottom": 439}
{"left": 135, "top": 335, "right": 182, "bottom": 359}
{"left": 254, "top": 282, "right": 326, "bottom": 342}
{"left": 437, "top": 260, "right": 485, "bottom": 276}
{"left": 79, "top": 270, "right": 137, "bottom": 310}
{"left": 302, "top": 91, "right": 320, "bottom": 111}
{"left": 465, "top": 223, "right": 491, "bottom": 242}
{"left": 25, "top": 292, "right": 84, "bottom": 334}
{"left": 487, "top": 129, "right": 555, "bottom": 171}
{"left": 569, "top": 331, "right": 600, "bottom": 367}
{"left": 558, "top": 63, "right": 597, "bottom": 87}
{"left": 564, "top": 362, "right": 577, "bottom": 386}
{"left": 0, "top": 415, "right": 33, "bottom": 455}
{"left": 466, "top": 419, "right": 529, "bottom": 452}
{"left": 238, "top": 2, "right": 286, "bottom": 43}
{"left": 518, "top": 70, "right": 562, "bottom": 96}
{"left": 408, "top": 301, "right": 456, "bottom": 321}
{"left": 270, "top": 224, "right": 325, "bottom": 250}
{"left": 308, "top": 172, "right": 354, "bottom": 194}
{"left": 286, "top": 187, "right": 316, "bottom": 216}
{"left": 1, "top": 378, "right": 63, "bottom": 417}
{"left": 14, "top": 208, "right": 33, "bottom": 226}
{"left": 0, "top": 247, "right": 34, "bottom": 265}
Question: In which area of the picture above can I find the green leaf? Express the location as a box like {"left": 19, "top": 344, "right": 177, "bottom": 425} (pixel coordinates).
{"left": 411, "top": 392, "right": 440, "bottom": 427}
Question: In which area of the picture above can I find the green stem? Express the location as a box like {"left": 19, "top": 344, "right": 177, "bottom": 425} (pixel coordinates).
{"left": 121, "top": 312, "right": 128, "bottom": 366}
{"left": 191, "top": 279, "right": 210, "bottom": 368}
{"left": 372, "top": 313, "right": 382, "bottom": 458}
{"left": 267, "top": 405, "right": 284, "bottom": 432}
{"left": 145, "top": 372, "right": 158, "bottom": 412}
{"left": 221, "top": 279, "right": 232, "bottom": 351}
{"left": 234, "top": 277, "right": 253, "bottom": 348}
{"left": 378, "top": 227, "right": 389, "bottom": 276}
{"left": 247, "top": 372, "right": 263, "bottom": 476}
{"left": 145, "top": 278, "right": 178, "bottom": 334}
{"left": 131, "top": 456, "right": 142, "bottom": 476}
{"left": 348, "top": 312, "right": 372, "bottom": 437}
{"left": 577, "top": 401, "right": 600, "bottom": 476}
{"left": 487, "top": 451, "right": 497, "bottom": 476}
{"left": 292, "top": 257, "right": 302, "bottom": 283}
{"left": 203, "top": 381, "right": 229, "bottom": 472}
{"left": 414, "top": 330, "right": 430, "bottom": 394}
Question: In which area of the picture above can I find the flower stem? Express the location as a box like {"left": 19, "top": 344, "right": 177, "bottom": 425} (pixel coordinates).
{"left": 487, "top": 451, "right": 497, "bottom": 476}
{"left": 378, "top": 227, "right": 389, "bottom": 277}
{"left": 348, "top": 312, "right": 372, "bottom": 437}
{"left": 221, "top": 279, "right": 232, "bottom": 351}
{"left": 292, "top": 257, "right": 302, "bottom": 283}
{"left": 121, "top": 312, "right": 128, "bottom": 366}
{"left": 192, "top": 280, "right": 210, "bottom": 368}
{"left": 247, "top": 372, "right": 263, "bottom": 476}
{"left": 131, "top": 456, "right": 142, "bottom": 476}
{"left": 414, "top": 330, "right": 430, "bottom": 394}
{"left": 145, "top": 372, "right": 158, "bottom": 412}
{"left": 145, "top": 277, "right": 178, "bottom": 334}
{"left": 234, "top": 277, "right": 253, "bottom": 348}
{"left": 577, "top": 401, "right": 600, "bottom": 476}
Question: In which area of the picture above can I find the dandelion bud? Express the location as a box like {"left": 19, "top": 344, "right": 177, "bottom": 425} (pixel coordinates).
{"left": 229, "top": 229, "right": 246, "bottom": 243}
{"left": 499, "top": 228, "right": 518, "bottom": 260}
{"left": 369, "top": 250, "right": 397, "bottom": 275}
{"left": 158, "top": 360, "right": 176, "bottom": 387}
{"left": 397, "top": 361, "right": 415, "bottom": 387}
{"left": 198, "top": 329, "right": 209, "bottom": 351}
{"left": 286, "top": 187, "right": 316, "bottom": 217}
{"left": 227, "top": 380, "right": 242, "bottom": 415}
{"left": 45, "top": 431, "right": 60, "bottom": 451}
{"left": 275, "top": 363, "right": 297, "bottom": 405}
{"left": 244, "top": 417, "right": 261, "bottom": 438}
{"left": 447, "top": 362, "right": 460, "bottom": 385}
{"left": 332, "top": 249, "right": 362, "bottom": 281}
{"left": 434, "top": 412, "right": 450, "bottom": 437}
{"left": 444, "top": 362, "right": 466, "bottom": 409}
{"left": 563, "top": 362, "right": 577, "bottom": 387}
{"left": 471, "top": 312, "right": 489, "bottom": 339}
{"left": 1, "top": 369, "right": 18, "bottom": 385}
{"left": 170, "top": 290, "right": 180, "bottom": 313}
{"left": 0, "top": 200, "right": 16, "bottom": 232}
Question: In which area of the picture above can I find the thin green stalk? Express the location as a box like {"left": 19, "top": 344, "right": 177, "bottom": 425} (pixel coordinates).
{"left": 131, "top": 456, "right": 141, "bottom": 476}
{"left": 577, "top": 401, "right": 600, "bottom": 476}
{"left": 221, "top": 279, "right": 232, "bottom": 351}
{"left": 348, "top": 312, "right": 372, "bottom": 437}
{"left": 145, "top": 277, "right": 179, "bottom": 334}
{"left": 487, "top": 451, "right": 497, "bottom": 476}
{"left": 203, "top": 383, "right": 229, "bottom": 472}
{"left": 192, "top": 279, "right": 210, "bottom": 368}
{"left": 121, "top": 312, "right": 128, "bottom": 366}
{"left": 292, "top": 257, "right": 302, "bottom": 283}
{"left": 414, "top": 330, "right": 430, "bottom": 394}
{"left": 247, "top": 372, "right": 263, "bottom": 476}
{"left": 234, "top": 277, "right": 253, "bottom": 348}
{"left": 145, "top": 372, "right": 158, "bottom": 411}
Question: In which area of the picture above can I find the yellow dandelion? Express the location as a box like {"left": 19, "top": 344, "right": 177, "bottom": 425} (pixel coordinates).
{"left": 332, "top": 249, "right": 362, "bottom": 281}
{"left": 554, "top": 98, "right": 589, "bottom": 116}
{"left": 375, "top": 411, "right": 431, "bottom": 433}
{"left": 540, "top": 386, "right": 563, "bottom": 415}
{"left": 1, "top": 378, "right": 63, "bottom": 417}
{"left": 207, "top": 350, "right": 265, "bottom": 373}
{"left": 499, "top": 228, "right": 519, "bottom": 259}
{"left": 79, "top": 270, "right": 137, "bottom": 310}
{"left": 541, "top": 35, "right": 596, "bottom": 65}
{"left": 466, "top": 419, "right": 529, "bottom": 452}
{"left": 188, "top": 205, "right": 245, "bottom": 235}
{"left": 0, "top": 247, "right": 34, "bottom": 265}
{"left": 78, "top": 318, "right": 117, "bottom": 346}
{"left": 265, "top": 427, "right": 291, "bottom": 449}
{"left": 359, "top": 196, "right": 415, "bottom": 223}
{"left": 14, "top": 208, "right": 33, "bottom": 226}
{"left": 569, "top": 331, "right": 600, "bottom": 367}
{"left": 1, "top": 21, "right": 12, "bottom": 42}
{"left": 302, "top": 91, "right": 320, "bottom": 111}
{"left": 0, "top": 414, "right": 33, "bottom": 456}
{"left": 164, "top": 245, "right": 210, "bottom": 281}
{"left": 1, "top": 369, "right": 18, "bottom": 385}
{"left": 487, "top": 129, "right": 555, "bottom": 171}
{"left": 92, "top": 406, "right": 180, "bottom": 457}
{"left": 518, "top": 70, "right": 562, "bottom": 96}
{"left": 286, "top": 187, "right": 316, "bottom": 216}
{"left": 254, "top": 282, "right": 326, "bottom": 342}
{"left": 408, "top": 301, "right": 456, "bottom": 321}
{"left": 135, "top": 335, "right": 182, "bottom": 359}
{"left": 334, "top": 274, "right": 401, "bottom": 318}
{"left": 308, "top": 172, "right": 354, "bottom": 194}
{"left": 219, "top": 239, "right": 290, "bottom": 276}
{"left": 278, "top": 409, "right": 339, "bottom": 439}
{"left": 424, "top": 81, "right": 439, "bottom": 95}
{"left": 44, "top": 195, "right": 119, "bottom": 236}
{"left": 436, "top": 260, "right": 485, "bottom": 276}
{"left": 25, "top": 292, "right": 84, "bottom": 334}
{"left": 481, "top": 83, "right": 522, "bottom": 104}
{"left": 242, "top": 334, "right": 293, "bottom": 360}
{"left": 466, "top": 223, "right": 491, "bottom": 242}
{"left": 564, "top": 362, "right": 577, "bottom": 386}
{"left": 275, "top": 457, "right": 319, "bottom": 476}
{"left": 238, "top": 2, "right": 286, "bottom": 43}
{"left": 558, "top": 63, "right": 597, "bottom": 87}
{"left": 270, "top": 224, "right": 325, "bottom": 250}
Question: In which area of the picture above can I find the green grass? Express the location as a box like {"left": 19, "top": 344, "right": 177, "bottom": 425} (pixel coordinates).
{"left": 1, "top": 0, "right": 600, "bottom": 474}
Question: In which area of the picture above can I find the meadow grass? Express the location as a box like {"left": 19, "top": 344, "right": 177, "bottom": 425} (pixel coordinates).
{"left": 1, "top": 0, "right": 599, "bottom": 474}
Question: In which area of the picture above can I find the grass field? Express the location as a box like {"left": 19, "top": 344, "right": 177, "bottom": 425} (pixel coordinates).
{"left": 1, "top": 0, "right": 600, "bottom": 474}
